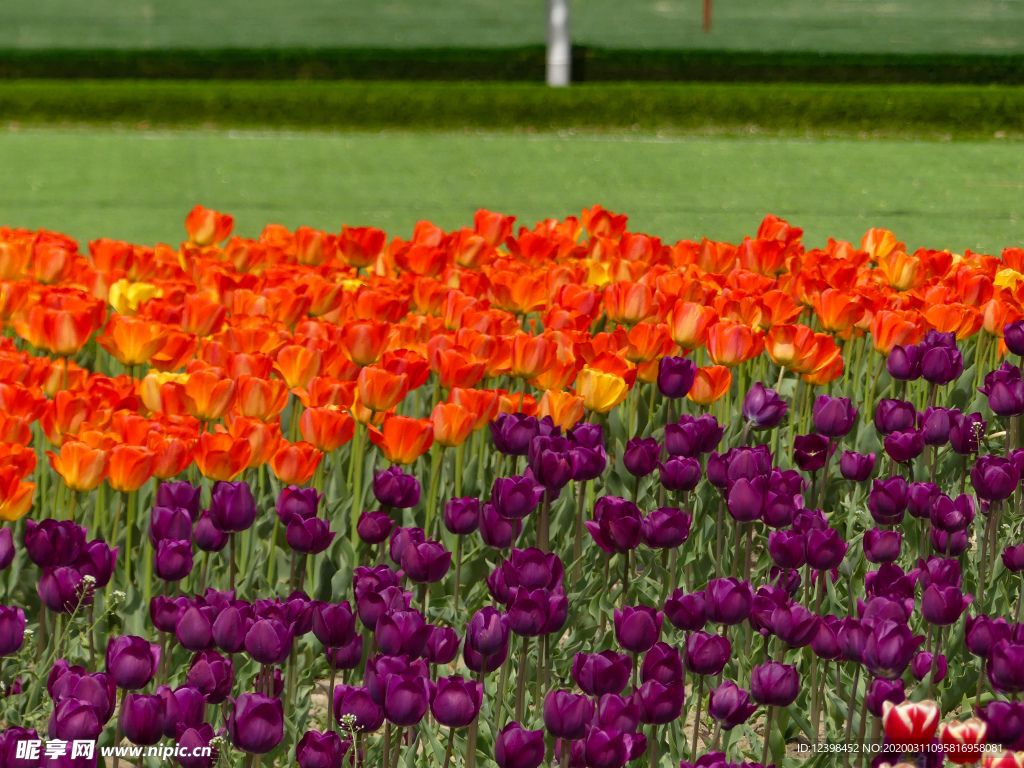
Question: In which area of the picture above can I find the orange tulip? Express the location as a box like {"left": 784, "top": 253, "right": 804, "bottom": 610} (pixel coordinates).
{"left": 147, "top": 432, "right": 194, "bottom": 480}
{"left": 603, "top": 282, "right": 657, "bottom": 326}
{"left": 430, "top": 345, "right": 487, "bottom": 391}
{"left": 879, "top": 251, "right": 923, "bottom": 292}
{"left": 0, "top": 414, "right": 32, "bottom": 446}
{"left": 696, "top": 239, "right": 737, "bottom": 274}
{"left": 139, "top": 371, "right": 194, "bottom": 416}
{"left": 270, "top": 440, "right": 322, "bottom": 485}
{"left": 765, "top": 324, "right": 819, "bottom": 371}
{"left": 759, "top": 291, "right": 803, "bottom": 328}
{"left": 687, "top": 366, "right": 732, "bottom": 406}
{"left": 97, "top": 315, "right": 168, "bottom": 367}
{"left": 294, "top": 227, "right": 337, "bottom": 266}
{"left": 861, "top": 228, "right": 899, "bottom": 260}
{"left": 0, "top": 382, "right": 47, "bottom": 423}
{"left": 487, "top": 272, "right": 548, "bottom": 316}
{"left": 185, "top": 205, "right": 234, "bottom": 246}
{"left": 870, "top": 310, "right": 922, "bottom": 356}
{"left": 923, "top": 303, "right": 982, "bottom": 341}
{"left": 292, "top": 376, "right": 357, "bottom": 410}
{"left": 194, "top": 431, "right": 252, "bottom": 481}
{"left": 181, "top": 295, "right": 228, "bottom": 338}
{"left": 582, "top": 205, "right": 627, "bottom": 239}
{"left": 14, "top": 304, "right": 99, "bottom": 357}
{"left": 706, "top": 322, "right": 764, "bottom": 368}
{"left": 339, "top": 319, "right": 391, "bottom": 367}
{"left": 368, "top": 414, "right": 434, "bottom": 465}
{"left": 0, "top": 467, "right": 34, "bottom": 521}
{"left": 300, "top": 406, "right": 356, "bottom": 452}
{"left": 813, "top": 289, "right": 865, "bottom": 334}
{"left": 430, "top": 402, "right": 476, "bottom": 448}
{"left": 0, "top": 443, "right": 37, "bottom": 479}
{"left": 107, "top": 444, "right": 155, "bottom": 493}
{"left": 529, "top": 356, "right": 580, "bottom": 391}
{"left": 668, "top": 301, "right": 717, "bottom": 350}
{"left": 274, "top": 345, "right": 322, "bottom": 390}
{"left": 474, "top": 208, "right": 515, "bottom": 247}
{"left": 236, "top": 375, "right": 290, "bottom": 421}
{"left": 509, "top": 333, "right": 558, "bottom": 380}
{"left": 338, "top": 225, "right": 387, "bottom": 268}
{"left": 448, "top": 386, "right": 501, "bottom": 431}
{"left": 226, "top": 414, "right": 282, "bottom": 468}
{"left": 625, "top": 322, "right": 674, "bottom": 364}
{"left": 47, "top": 439, "right": 109, "bottom": 492}
{"left": 538, "top": 389, "right": 585, "bottom": 428}
{"left": 792, "top": 333, "right": 843, "bottom": 376}
{"left": 357, "top": 366, "right": 409, "bottom": 413}
{"left": 148, "top": 331, "right": 199, "bottom": 372}
{"left": 983, "top": 299, "right": 1021, "bottom": 337}
{"left": 801, "top": 354, "right": 844, "bottom": 386}
{"left": 184, "top": 368, "right": 236, "bottom": 422}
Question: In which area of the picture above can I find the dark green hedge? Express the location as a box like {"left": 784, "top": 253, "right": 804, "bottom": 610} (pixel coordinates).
{"left": 1, "top": 47, "right": 1023, "bottom": 85}
{"left": 1, "top": 81, "right": 1022, "bottom": 135}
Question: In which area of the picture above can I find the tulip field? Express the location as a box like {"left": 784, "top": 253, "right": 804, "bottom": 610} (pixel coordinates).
{"left": 2, "top": 203, "right": 1024, "bottom": 768}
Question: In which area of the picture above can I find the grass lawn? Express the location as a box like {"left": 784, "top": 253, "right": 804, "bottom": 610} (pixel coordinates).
{"left": 0, "top": 127, "right": 1020, "bottom": 255}
{"left": 1, "top": 0, "right": 1022, "bottom": 54}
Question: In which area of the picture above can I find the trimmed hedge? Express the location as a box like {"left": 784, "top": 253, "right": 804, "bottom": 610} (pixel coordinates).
{"left": 1, "top": 81, "right": 1023, "bottom": 135}
{"left": 1, "top": 47, "right": 1024, "bottom": 85}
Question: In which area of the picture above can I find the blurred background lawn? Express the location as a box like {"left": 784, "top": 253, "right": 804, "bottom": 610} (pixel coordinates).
{"left": 0, "top": 128, "right": 1020, "bottom": 253}
{"left": 2, "top": 0, "right": 1023, "bottom": 53}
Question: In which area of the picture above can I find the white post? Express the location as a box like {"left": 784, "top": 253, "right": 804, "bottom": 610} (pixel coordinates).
{"left": 546, "top": 0, "right": 571, "bottom": 87}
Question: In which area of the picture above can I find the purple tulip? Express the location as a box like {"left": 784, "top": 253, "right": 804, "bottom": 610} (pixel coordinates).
{"left": 120, "top": 693, "right": 166, "bottom": 746}
{"left": 388, "top": 526, "right": 425, "bottom": 564}
{"left": 863, "top": 619, "right": 925, "bottom": 679}
{"left": 980, "top": 363, "right": 1024, "bottom": 417}
{"left": 636, "top": 679, "right": 684, "bottom": 724}
{"left": 227, "top": 693, "right": 284, "bottom": 753}
{"left": 657, "top": 356, "right": 696, "bottom": 399}
{"left": 884, "top": 429, "right": 924, "bottom": 464}
{"left": 209, "top": 481, "right": 257, "bottom": 533}
{"left": 490, "top": 412, "right": 541, "bottom": 456}
{"left": 868, "top": 476, "right": 909, "bottom": 525}
{"left": 585, "top": 496, "right": 642, "bottom": 554}
{"left": 106, "top": 635, "right": 160, "bottom": 690}
{"left": 149, "top": 506, "right": 193, "bottom": 545}
{"left": 750, "top": 662, "right": 799, "bottom": 707}
{"left": 988, "top": 640, "right": 1024, "bottom": 694}
{"left": 327, "top": 635, "right": 364, "bottom": 671}
{"left": 157, "top": 480, "right": 201, "bottom": 517}
{"left": 930, "top": 493, "right": 975, "bottom": 533}
{"left": 158, "top": 684, "right": 205, "bottom": 738}
{"left": 704, "top": 578, "right": 753, "bottom": 625}
{"left": 375, "top": 610, "right": 430, "bottom": 658}
{"left": 286, "top": 517, "right": 335, "bottom": 555}
{"left": 811, "top": 615, "right": 842, "bottom": 660}
{"left": 192, "top": 511, "right": 229, "bottom": 552}
{"left": 75, "top": 539, "right": 117, "bottom": 589}
{"left": 48, "top": 697, "right": 103, "bottom": 740}
{"left": 507, "top": 587, "right": 561, "bottom": 638}
{"left": 640, "top": 642, "right": 683, "bottom": 686}
{"left": 613, "top": 605, "right": 662, "bottom": 653}
{"left": 432, "top": 676, "right": 482, "bottom": 728}
{"left": 726, "top": 476, "right": 767, "bottom": 523}
{"left": 772, "top": 603, "right": 819, "bottom": 648}
{"left": 528, "top": 435, "right": 574, "bottom": 491}
{"left": 793, "top": 434, "right": 832, "bottom": 473}
{"left": 24, "top": 519, "right": 86, "bottom": 567}
{"left": 639, "top": 507, "right": 691, "bottom": 549}
{"left": 444, "top": 497, "right": 481, "bottom": 536}
{"left": 708, "top": 681, "right": 758, "bottom": 730}
{"left": 401, "top": 540, "right": 451, "bottom": 584}
{"left": 333, "top": 684, "right": 384, "bottom": 732}
{"left": 965, "top": 615, "right": 1012, "bottom": 658}
{"left": 920, "top": 407, "right": 953, "bottom": 446}
{"left": 0, "top": 606, "right": 25, "bottom": 657}
{"left": 494, "top": 722, "right": 545, "bottom": 768}
{"left": 463, "top": 636, "right": 508, "bottom": 673}
{"left": 1003, "top": 543, "right": 1024, "bottom": 572}
{"left": 0, "top": 727, "right": 41, "bottom": 768}
{"left": 295, "top": 730, "right": 347, "bottom": 768}
{"left": 976, "top": 700, "right": 1024, "bottom": 750}
{"left": 0, "top": 528, "right": 13, "bottom": 571}
{"left": 479, "top": 502, "right": 522, "bottom": 549}
{"left": 622, "top": 437, "right": 660, "bottom": 478}
{"left": 804, "top": 528, "right": 847, "bottom": 570}
{"left": 466, "top": 607, "right": 509, "bottom": 657}
{"left": 382, "top": 671, "right": 431, "bottom": 726}
{"left": 594, "top": 693, "right": 640, "bottom": 732}
{"left": 886, "top": 344, "right": 922, "bottom": 381}
{"left": 910, "top": 651, "right": 947, "bottom": 683}
{"left": 245, "top": 618, "right": 294, "bottom": 665}
{"left": 666, "top": 414, "right": 723, "bottom": 457}
{"left": 863, "top": 528, "right": 902, "bottom": 564}
{"left": 839, "top": 450, "right": 875, "bottom": 482}
{"left": 356, "top": 584, "right": 411, "bottom": 631}
{"left": 582, "top": 727, "right": 637, "bottom": 768}
{"left": 657, "top": 456, "right": 701, "bottom": 492}
{"left": 684, "top": 630, "right": 730, "bottom": 676}
{"left": 357, "top": 510, "right": 394, "bottom": 544}
{"left": 813, "top": 395, "right": 857, "bottom": 438}
{"left": 491, "top": 475, "right": 544, "bottom": 520}
{"left": 153, "top": 538, "right": 193, "bottom": 581}
{"left": 921, "top": 583, "right": 973, "bottom": 626}
{"left": 920, "top": 333, "right": 963, "bottom": 385}
{"left": 930, "top": 527, "right": 968, "bottom": 556}
{"left": 768, "top": 529, "right": 805, "bottom": 570}
{"left": 972, "top": 454, "right": 1020, "bottom": 501}
{"left": 664, "top": 589, "right": 706, "bottom": 631}
{"left": 874, "top": 399, "right": 916, "bottom": 436}
{"left": 572, "top": 651, "right": 631, "bottom": 696}
{"left": 949, "top": 411, "right": 987, "bottom": 455}
{"left": 499, "top": 547, "right": 564, "bottom": 592}
{"left": 865, "top": 677, "right": 905, "bottom": 717}
{"left": 312, "top": 602, "right": 356, "bottom": 649}
{"left": 373, "top": 466, "right": 420, "bottom": 509}
{"left": 907, "top": 481, "right": 940, "bottom": 519}
{"left": 569, "top": 443, "right": 608, "bottom": 482}
{"left": 186, "top": 650, "right": 234, "bottom": 704}
{"left": 543, "top": 689, "right": 594, "bottom": 740}
{"left": 742, "top": 383, "right": 788, "bottom": 429}
{"left": 175, "top": 605, "right": 215, "bottom": 652}
{"left": 424, "top": 625, "right": 460, "bottom": 665}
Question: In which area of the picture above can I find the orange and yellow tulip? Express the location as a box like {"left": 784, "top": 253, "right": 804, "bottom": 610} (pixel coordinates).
{"left": 236, "top": 375, "right": 290, "bottom": 421}
{"left": 687, "top": 366, "right": 732, "bottom": 406}
{"left": 194, "top": 431, "right": 252, "bottom": 481}
{"left": 47, "top": 439, "right": 109, "bottom": 493}
{"left": 185, "top": 368, "right": 236, "bottom": 422}
{"left": 339, "top": 319, "right": 391, "bottom": 367}
{"left": 226, "top": 415, "right": 281, "bottom": 468}
{"left": 668, "top": 301, "right": 717, "bottom": 350}
{"left": 706, "top": 322, "right": 764, "bottom": 368}
{"left": 300, "top": 406, "right": 355, "bottom": 453}
{"left": 813, "top": 289, "right": 865, "bottom": 334}
{"left": 430, "top": 402, "right": 476, "bottom": 448}
{"left": 448, "top": 387, "right": 501, "bottom": 431}
{"left": 274, "top": 345, "right": 322, "bottom": 390}
{"left": 870, "top": 310, "right": 922, "bottom": 356}
{"left": 357, "top": 366, "right": 410, "bottom": 413}
{"left": 509, "top": 333, "right": 559, "bottom": 380}
{"left": 270, "top": 440, "right": 322, "bottom": 485}
{"left": 97, "top": 315, "right": 168, "bottom": 368}
{"left": 107, "top": 444, "right": 155, "bottom": 493}
{"left": 0, "top": 467, "right": 34, "bottom": 521}
{"left": 538, "top": 389, "right": 586, "bottom": 428}
{"left": 185, "top": 205, "right": 234, "bottom": 247}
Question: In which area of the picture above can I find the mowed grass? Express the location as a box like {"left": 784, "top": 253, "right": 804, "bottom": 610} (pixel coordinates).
{"left": 0, "top": 128, "right": 1021, "bottom": 254}
{"left": 1, "top": 0, "right": 1022, "bottom": 54}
